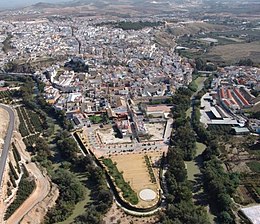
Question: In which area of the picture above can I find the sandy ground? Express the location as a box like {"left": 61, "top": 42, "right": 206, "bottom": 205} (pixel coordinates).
{"left": 6, "top": 162, "right": 50, "bottom": 224}
{"left": 0, "top": 107, "right": 9, "bottom": 151}
{"left": 0, "top": 107, "right": 10, "bottom": 223}
{"left": 20, "top": 183, "right": 59, "bottom": 224}
{"left": 144, "top": 123, "right": 164, "bottom": 141}
{"left": 6, "top": 132, "right": 52, "bottom": 224}
{"left": 103, "top": 202, "right": 159, "bottom": 224}
{"left": 97, "top": 127, "right": 132, "bottom": 144}
{"left": 0, "top": 109, "right": 58, "bottom": 224}
{"left": 110, "top": 153, "right": 161, "bottom": 208}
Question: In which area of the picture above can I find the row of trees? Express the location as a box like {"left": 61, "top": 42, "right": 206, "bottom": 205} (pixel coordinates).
{"left": 191, "top": 76, "right": 239, "bottom": 223}
{"left": 5, "top": 169, "right": 35, "bottom": 220}
{"left": 45, "top": 169, "right": 86, "bottom": 223}
{"left": 8, "top": 76, "right": 111, "bottom": 223}
{"left": 115, "top": 21, "right": 162, "bottom": 30}
{"left": 161, "top": 85, "right": 210, "bottom": 223}
{"left": 162, "top": 141, "right": 210, "bottom": 223}
{"left": 102, "top": 158, "right": 138, "bottom": 205}
{"left": 74, "top": 156, "right": 113, "bottom": 224}
{"left": 170, "top": 87, "right": 197, "bottom": 160}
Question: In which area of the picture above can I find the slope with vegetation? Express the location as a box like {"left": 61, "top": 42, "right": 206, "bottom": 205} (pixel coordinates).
{"left": 1, "top": 75, "right": 112, "bottom": 223}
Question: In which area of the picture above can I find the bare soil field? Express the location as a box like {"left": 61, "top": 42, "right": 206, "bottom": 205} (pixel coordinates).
{"left": 110, "top": 153, "right": 161, "bottom": 208}
{"left": 144, "top": 123, "right": 164, "bottom": 141}
{"left": 20, "top": 183, "right": 59, "bottom": 224}
{"left": 0, "top": 107, "right": 9, "bottom": 148}
{"left": 97, "top": 126, "right": 131, "bottom": 144}
{"left": 167, "top": 22, "right": 226, "bottom": 36}
{"left": 208, "top": 41, "right": 260, "bottom": 64}
{"left": 103, "top": 202, "right": 159, "bottom": 224}
{"left": 4, "top": 112, "right": 56, "bottom": 224}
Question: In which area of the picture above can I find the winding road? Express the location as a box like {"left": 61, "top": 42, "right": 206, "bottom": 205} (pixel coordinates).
{"left": 0, "top": 104, "right": 14, "bottom": 191}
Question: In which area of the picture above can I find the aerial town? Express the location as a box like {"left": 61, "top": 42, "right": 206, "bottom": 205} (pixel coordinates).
{"left": 0, "top": 0, "right": 260, "bottom": 224}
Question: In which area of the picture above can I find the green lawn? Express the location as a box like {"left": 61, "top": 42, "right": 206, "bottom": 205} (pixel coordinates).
{"left": 195, "top": 77, "right": 207, "bottom": 92}
{"left": 56, "top": 174, "right": 92, "bottom": 224}
{"left": 186, "top": 142, "right": 206, "bottom": 181}
{"left": 186, "top": 107, "right": 192, "bottom": 118}
{"left": 89, "top": 115, "right": 103, "bottom": 124}
{"left": 186, "top": 160, "right": 200, "bottom": 181}
{"left": 196, "top": 142, "right": 206, "bottom": 156}
{"left": 56, "top": 189, "right": 91, "bottom": 224}
{"left": 186, "top": 76, "right": 206, "bottom": 119}
{"left": 247, "top": 161, "right": 260, "bottom": 173}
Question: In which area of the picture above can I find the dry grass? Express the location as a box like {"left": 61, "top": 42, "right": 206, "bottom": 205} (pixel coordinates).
{"left": 208, "top": 41, "right": 260, "bottom": 64}
{"left": 167, "top": 22, "right": 226, "bottom": 36}
{"left": 103, "top": 202, "right": 159, "bottom": 224}
{"left": 110, "top": 153, "right": 161, "bottom": 207}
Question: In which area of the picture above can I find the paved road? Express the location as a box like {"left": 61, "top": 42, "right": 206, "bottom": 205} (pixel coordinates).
{"left": 0, "top": 104, "right": 14, "bottom": 192}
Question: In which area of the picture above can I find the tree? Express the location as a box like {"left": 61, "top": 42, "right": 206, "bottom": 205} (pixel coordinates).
{"left": 75, "top": 207, "right": 100, "bottom": 224}
{"left": 166, "top": 201, "right": 210, "bottom": 224}
{"left": 218, "top": 211, "right": 233, "bottom": 224}
{"left": 57, "top": 138, "right": 79, "bottom": 161}
{"left": 34, "top": 137, "right": 51, "bottom": 160}
{"left": 238, "top": 58, "right": 253, "bottom": 66}
{"left": 74, "top": 155, "right": 93, "bottom": 172}
{"left": 195, "top": 58, "right": 206, "bottom": 70}
{"left": 45, "top": 169, "right": 86, "bottom": 223}
{"left": 171, "top": 124, "right": 196, "bottom": 161}
{"left": 167, "top": 148, "right": 187, "bottom": 183}
{"left": 52, "top": 169, "right": 85, "bottom": 203}
{"left": 217, "top": 193, "right": 232, "bottom": 211}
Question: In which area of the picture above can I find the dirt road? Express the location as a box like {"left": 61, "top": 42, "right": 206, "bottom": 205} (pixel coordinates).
{"left": 0, "top": 106, "right": 10, "bottom": 223}
{"left": 6, "top": 162, "right": 50, "bottom": 224}
{"left": 0, "top": 107, "right": 9, "bottom": 148}
{"left": 5, "top": 121, "right": 51, "bottom": 224}
{"left": 0, "top": 105, "right": 12, "bottom": 188}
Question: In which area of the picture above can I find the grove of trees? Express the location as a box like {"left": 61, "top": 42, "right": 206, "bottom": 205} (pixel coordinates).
{"left": 191, "top": 76, "right": 239, "bottom": 223}
{"left": 161, "top": 85, "right": 210, "bottom": 224}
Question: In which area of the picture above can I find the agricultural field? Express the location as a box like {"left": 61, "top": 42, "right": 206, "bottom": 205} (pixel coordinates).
{"left": 208, "top": 41, "right": 260, "bottom": 64}
{"left": 16, "top": 106, "right": 44, "bottom": 146}
{"left": 220, "top": 135, "right": 260, "bottom": 205}
{"left": 0, "top": 90, "right": 15, "bottom": 103}
{"left": 167, "top": 22, "right": 226, "bottom": 37}
{"left": 177, "top": 27, "right": 260, "bottom": 65}
{"left": 107, "top": 152, "right": 162, "bottom": 208}
{"left": 0, "top": 91, "right": 12, "bottom": 99}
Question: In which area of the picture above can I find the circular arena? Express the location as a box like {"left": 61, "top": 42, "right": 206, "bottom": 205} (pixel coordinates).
{"left": 139, "top": 189, "right": 157, "bottom": 201}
